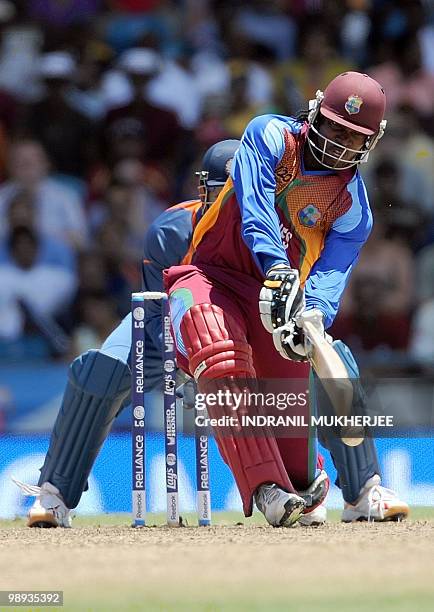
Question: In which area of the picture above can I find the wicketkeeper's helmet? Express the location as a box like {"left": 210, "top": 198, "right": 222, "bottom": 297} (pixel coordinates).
{"left": 197, "top": 139, "right": 240, "bottom": 206}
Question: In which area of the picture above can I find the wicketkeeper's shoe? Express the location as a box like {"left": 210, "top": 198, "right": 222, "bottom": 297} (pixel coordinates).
{"left": 255, "top": 484, "right": 306, "bottom": 527}
{"left": 12, "top": 478, "right": 73, "bottom": 528}
{"left": 341, "top": 475, "right": 409, "bottom": 522}
{"left": 298, "top": 469, "right": 329, "bottom": 526}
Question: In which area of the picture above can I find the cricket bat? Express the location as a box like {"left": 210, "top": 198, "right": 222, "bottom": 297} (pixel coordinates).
{"left": 300, "top": 313, "right": 364, "bottom": 447}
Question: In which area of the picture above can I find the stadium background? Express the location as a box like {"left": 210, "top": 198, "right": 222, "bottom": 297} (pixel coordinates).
{"left": 0, "top": 0, "right": 434, "bottom": 516}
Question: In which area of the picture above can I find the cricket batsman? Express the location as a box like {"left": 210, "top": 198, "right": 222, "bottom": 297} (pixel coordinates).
{"left": 165, "top": 72, "right": 409, "bottom": 527}
{"left": 14, "top": 131, "right": 407, "bottom": 526}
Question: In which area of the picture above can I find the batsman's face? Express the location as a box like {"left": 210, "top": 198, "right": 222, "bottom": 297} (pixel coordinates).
{"left": 311, "top": 117, "right": 368, "bottom": 170}
{"left": 319, "top": 117, "right": 366, "bottom": 170}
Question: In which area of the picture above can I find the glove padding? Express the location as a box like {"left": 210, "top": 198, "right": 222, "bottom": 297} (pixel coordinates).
{"left": 259, "top": 264, "right": 305, "bottom": 333}
{"left": 273, "top": 309, "right": 326, "bottom": 362}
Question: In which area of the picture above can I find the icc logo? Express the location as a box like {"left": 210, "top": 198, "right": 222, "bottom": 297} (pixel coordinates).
{"left": 133, "top": 307, "right": 145, "bottom": 321}
{"left": 165, "top": 359, "right": 176, "bottom": 372}
{"left": 134, "top": 406, "right": 145, "bottom": 419}
{"left": 166, "top": 453, "right": 176, "bottom": 466}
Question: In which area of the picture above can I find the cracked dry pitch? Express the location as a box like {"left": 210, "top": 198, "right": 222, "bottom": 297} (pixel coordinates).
{"left": 1, "top": 516, "right": 434, "bottom": 611}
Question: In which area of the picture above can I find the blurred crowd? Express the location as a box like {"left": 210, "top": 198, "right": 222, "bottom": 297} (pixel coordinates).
{"left": 0, "top": 0, "right": 433, "bottom": 375}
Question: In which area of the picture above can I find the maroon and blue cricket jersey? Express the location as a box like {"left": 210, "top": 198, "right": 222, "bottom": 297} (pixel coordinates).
{"left": 190, "top": 114, "right": 373, "bottom": 328}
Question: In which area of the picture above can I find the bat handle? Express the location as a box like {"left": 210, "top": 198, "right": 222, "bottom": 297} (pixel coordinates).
{"left": 300, "top": 320, "right": 320, "bottom": 356}
{"left": 298, "top": 309, "right": 323, "bottom": 328}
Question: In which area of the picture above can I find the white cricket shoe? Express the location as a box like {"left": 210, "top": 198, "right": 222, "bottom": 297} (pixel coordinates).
{"left": 341, "top": 475, "right": 409, "bottom": 522}
{"left": 255, "top": 484, "right": 306, "bottom": 527}
{"left": 299, "top": 503, "right": 327, "bottom": 526}
{"left": 298, "top": 469, "right": 329, "bottom": 526}
{"left": 12, "top": 478, "right": 73, "bottom": 528}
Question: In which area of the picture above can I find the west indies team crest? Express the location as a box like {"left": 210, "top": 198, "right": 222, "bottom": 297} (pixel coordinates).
{"left": 345, "top": 94, "right": 363, "bottom": 115}
{"left": 298, "top": 204, "right": 321, "bottom": 227}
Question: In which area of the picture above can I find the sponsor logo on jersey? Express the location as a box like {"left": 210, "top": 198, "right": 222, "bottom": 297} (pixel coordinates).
{"left": 279, "top": 223, "right": 293, "bottom": 249}
{"left": 345, "top": 94, "right": 363, "bottom": 115}
{"left": 298, "top": 204, "right": 321, "bottom": 227}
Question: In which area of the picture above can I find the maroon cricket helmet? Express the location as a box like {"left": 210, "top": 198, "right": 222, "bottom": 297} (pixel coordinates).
{"left": 320, "top": 72, "right": 386, "bottom": 136}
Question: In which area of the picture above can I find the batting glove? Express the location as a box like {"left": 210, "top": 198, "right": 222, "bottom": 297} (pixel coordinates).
{"left": 259, "top": 264, "right": 305, "bottom": 333}
{"left": 273, "top": 309, "right": 326, "bottom": 362}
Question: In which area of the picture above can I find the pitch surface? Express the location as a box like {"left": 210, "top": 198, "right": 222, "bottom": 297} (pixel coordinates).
{"left": 1, "top": 512, "right": 434, "bottom": 611}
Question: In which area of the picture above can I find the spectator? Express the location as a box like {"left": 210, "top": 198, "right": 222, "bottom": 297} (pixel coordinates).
{"left": 2, "top": 189, "right": 36, "bottom": 232}
{"left": 146, "top": 49, "right": 203, "bottom": 130}
{"left": 27, "top": 0, "right": 102, "bottom": 29}
{"left": 194, "top": 94, "right": 232, "bottom": 150}
{"left": 66, "top": 40, "right": 115, "bottom": 121}
{"left": 104, "top": 48, "right": 185, "bottom": 172}
{"left": 103, "top": 1, "right": 175, "bottom": 54}
{"left": 71, "top": 292, "right": 120, "bottom": 355}
{"left": 274, "top": 22, "right": 353, "bottom": 112}
{"left": 0, "top": 226, "right": 77, "bottom": 342}
{"left": 184, "top": 0, "right": 223, "bottom": 56}
{"left": 363, "top": 108, "right": 434, "bottom": 216}
{"left": 333, "top": 218, "right": 414, "bottom": 353}
{"left": 88, "top": 119, "right": 171, "bottom": 201}
{"left": 391, "top": 106, "right": 434, "bottom": 216}
{"left": 369, "top": 158, "right": 428, "bottom": 249}
{"left": 95, "top": 218, "right": 137, "bottom": 314}
{"left": 0, "top": 139, "right": 88, "bottom": 249}
{"left": 223, "top": 62, "right": 272, "bottom": 138}
{"left": 89, "top": 177, "right": 160, "bottom": 252}
{"left": 410, "top": 296, "right": 434, "bottom": 367}
{"left": 224, "top": 31, "right": 276, "bottom": 107}
{"left": 190, "top": 50, "right": 229, "bottom": 102}
{"left": 0, "top": 5, "right": 42, "bottom": 101}
{"left": 61, "top": 249, "right": 122, "bottom": 346}
{"left": 0, "top": 190, "right": 76, "bottom": 272}
{"left": 18, "top": 51, "right": 98, "bottom": 177}
{"left": 415, "top": 244, "right": 434, "bottom": 305}
{"left": 333, "top": 277, "right": 409, "bottom": 354}
{"left": 60, "top": 250, "right": 111, "bottom": 332}
{"left": 340, "top": 0, "right": 371, "bottom": 66}
{"left": 233, "top": 0, "right": 296, "bottom": 60}
{"left": 368, "top": 36, "right": 434, "bottom": 125}
{"left": 76, "top": 250, "right": 111, "bottom": 295}
{"left": 93, "top": 160, "right": 164, "bottom": 263}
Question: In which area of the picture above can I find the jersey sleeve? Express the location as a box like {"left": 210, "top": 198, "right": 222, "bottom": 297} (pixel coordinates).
{"left": 142, "top": 206, "right": 194, "bottom": 349}
{"left": 304, "top": 174, "right": 372, "bottom": 328}
{"left": 231, "top": 115, "right": 293, "bottom": 275}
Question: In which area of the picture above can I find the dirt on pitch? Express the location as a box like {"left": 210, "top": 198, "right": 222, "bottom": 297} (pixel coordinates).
{"left": 1, "top": 519, "right": 434, "bottom": 611}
